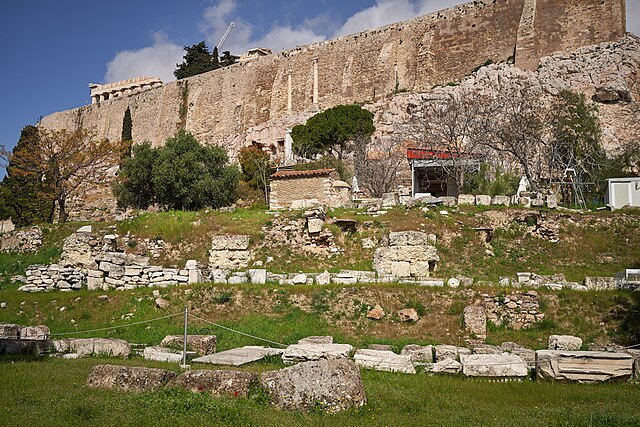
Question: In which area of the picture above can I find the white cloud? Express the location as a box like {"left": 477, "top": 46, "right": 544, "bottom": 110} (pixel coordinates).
{"left": 104, "top": 32, "right": 183, "bottom": 84}
{"left": 199, "top": 0, "right": 325, "bottom": 54}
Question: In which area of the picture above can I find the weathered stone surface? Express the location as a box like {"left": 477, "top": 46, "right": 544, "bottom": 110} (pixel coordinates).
{"left": 536, "top": 350, "right": 633, "bottom": 382}
{"left": 54, "top": 338, "right": 130, "bottom": 357}
{"left": 155, "top": 297, "right": 170, "bottom": 309}
{"left": 0, "top": 339, "right": 52, "bottom": 356}
{"left": 367, "top": 304, "right": 385, "bottom": 320}
{"left": 492, "top": 195, "right": 511, "bottom": 206}
{"left": 432, "top": 358, "right": 462, "bottom": 374}
{"left": 315, "top": 270, "right": 331, "bottom": 285}
{"left": 354, "top": 349, "right": 416, "bottom": 374}
{"left": 160, "top": 335, "right": 217, "bottom": 356}
{"left": 282, "top": 343, "right": 354, "bottom": 364}
{"left": 475, "top": 195, "right": 491, "bottom": 206}
{"left": 584, "top": 277, "right": 616, "bottom": 290}
{"left": 291, "top": 273, "right": 308, "bottom": 284}
{"left": 398, "top": 308, "right": 419, "bottom": 322}
{"left": 457, "top": 194, "right": 475, "bottom": 205}
{"left": 401, "top": 344, "right": 434, "bottom": 364}
{"left": 167, "top": 370, "right": 259, "bottom": 397}
{"left": 548, "top": 335, "right": 583, "bottom": 351}
{"left": 248, "top": 269, "right": 267, "bottom": 284}
{"left": 211, "top": 235, "right": 250, "bottom": 251}
{"left": 368, "top": 344, "right": 394, "bottom": 351}
{"left": 435, "top": 345, "right": 471, "bottom": 362}
{"left": 86, "top": 364, "right": 176, "bottom": 392}
{"left": 143, "top": 346, "right": 184, "bottom": 363}
{"left": 260, "top": 359, "right": 366, "bottom": 413}
{"left": 0, "top": 324, "right": 21, "bottom": 339}
{"left": 19, "top": 325, "right": 50, "bottom": 340}
{"left": 297, "top": 336, "right": 333, "bottom": 345}
{"left": 374, "top": 231, "right": 439, "bottom": 279}
{"left": 460, "top": 354, "right": 528, "bottom": 378}
{"left": 307, "top": 218, "right": 324, "bottom": 234}
{"left": 193, "top": 346, "right": 284, "bottom": 366}
{"left": 464, "top": 306, "right": 487, "bottom": 339}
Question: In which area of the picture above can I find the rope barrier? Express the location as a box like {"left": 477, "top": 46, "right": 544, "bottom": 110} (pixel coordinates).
{"left": 49, "top": 312, "right": 183, "bottom": 337}
{"left": 188, "top": 313, "right": 288, "bottom": 348}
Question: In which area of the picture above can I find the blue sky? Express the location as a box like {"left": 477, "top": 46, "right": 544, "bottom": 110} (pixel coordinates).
{"left": 1, "top": 0, "right": 638, "bottom": 174}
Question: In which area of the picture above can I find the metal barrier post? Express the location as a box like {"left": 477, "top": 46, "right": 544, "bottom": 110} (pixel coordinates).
{"left": 182, "top": 307, "right": 188, "bottom": 367}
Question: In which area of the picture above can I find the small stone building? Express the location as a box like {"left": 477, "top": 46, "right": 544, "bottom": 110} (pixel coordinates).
{"left": 269, "top": 169, "right": 351, "bottom": 210}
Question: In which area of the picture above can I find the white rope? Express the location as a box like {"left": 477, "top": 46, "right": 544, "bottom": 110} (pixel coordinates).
{"left": 49, "top": 312, "right": 183, "bottom": 337}
{"left": 188, "top": 313, "right": 288, "bottom": 348}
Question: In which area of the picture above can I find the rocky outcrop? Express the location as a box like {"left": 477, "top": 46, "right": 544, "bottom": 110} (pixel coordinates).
{"left": 536, "top": 350, "right": 633, "bottom": 382}
{"left": 167, "top": 370, "right": 259, "bottom": 397}
{"left": 259, "top": 359, "right": 366, "bottom": 413}
{"left": 373, "top": 231, "right": 439, "bottom": 280}
{"left": 86, "top": 364, "right": 176, "bottom": 392}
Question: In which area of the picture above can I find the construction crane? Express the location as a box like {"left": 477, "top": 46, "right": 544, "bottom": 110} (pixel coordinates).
{"left": 217, "top": 22, "right": 236, "bottom": 51}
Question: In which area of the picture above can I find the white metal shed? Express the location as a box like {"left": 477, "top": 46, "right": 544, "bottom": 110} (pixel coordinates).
{"left": 605, "top": 177, "right": 640, "bottom": 209}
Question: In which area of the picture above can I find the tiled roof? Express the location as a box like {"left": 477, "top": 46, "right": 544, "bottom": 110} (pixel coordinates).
{"left": 270, "top": 168, "right": 335, "bottom": 180}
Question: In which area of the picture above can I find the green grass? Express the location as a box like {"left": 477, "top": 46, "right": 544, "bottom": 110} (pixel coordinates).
{"left": 1, "top": 357, "right": 639, "bottom": 426}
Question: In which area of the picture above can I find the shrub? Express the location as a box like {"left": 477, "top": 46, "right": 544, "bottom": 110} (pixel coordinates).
{"left": 113, "top": 131, "right": 239, "bottom": 211}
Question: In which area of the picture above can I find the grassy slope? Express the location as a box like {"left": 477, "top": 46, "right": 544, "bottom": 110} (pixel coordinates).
{"left": 1, "top": 357, "right": 639, "bottom": 427}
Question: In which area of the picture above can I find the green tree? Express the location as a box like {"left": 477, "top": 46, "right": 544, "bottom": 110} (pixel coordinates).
{"left": 121, "top": 107, "right": 133, "bottom": 159}
{"left": 2, "top": 127, "right": 125, "bottom": 223}
{"left": 0, "top": 126, "right": 53, "bottom": 225}
{"left": 174, "top": 41, "right": 220, "bottom": 79}
{"left": 114, "top": 131, "right": 240, "bottom": 211}
{"left": 112, "top": 142, "right": 157, "bottom": 209}
{"left": 219, "top": 50, "right": 238, "bottom": 68}
{"left": 291, "top": 104, "right": 375, "bottom": 159}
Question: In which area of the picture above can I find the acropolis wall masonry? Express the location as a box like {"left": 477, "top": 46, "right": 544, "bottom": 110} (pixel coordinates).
{"left": 40, "top": 0, "right": 626, "bottom": 152}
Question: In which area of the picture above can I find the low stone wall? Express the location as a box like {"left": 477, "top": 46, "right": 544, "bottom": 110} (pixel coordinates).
{"left": 373, "top": 231, "right": 439, "bottom": 280}
{"left": 208, "top": 235, "right": 252, "bottom": 271}
{"left": 0, "top": 323, "right": 52, "bottom": 356}
{"left": 482, "top": 291, "right": 544, "bottom": 330}
{"left": 20, "top": 264, "right": 85, "bottom": 292}
{"left": 0, "top": 226, "right": 42, "bottom": 253}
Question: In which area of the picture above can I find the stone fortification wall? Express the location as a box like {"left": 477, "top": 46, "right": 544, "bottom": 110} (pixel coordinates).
{"left": 516, "top": 0, "right": 627, "bottom": 70}
{"left": 39, "top": 0, "right": 625, "bottom": 151}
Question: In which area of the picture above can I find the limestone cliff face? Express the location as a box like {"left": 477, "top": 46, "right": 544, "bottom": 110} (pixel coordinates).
{"left": 39, "top": 0, "right": 626, "bottom": 151}
{"left": 368, "top": 35, "right": 640, "bottom": 153}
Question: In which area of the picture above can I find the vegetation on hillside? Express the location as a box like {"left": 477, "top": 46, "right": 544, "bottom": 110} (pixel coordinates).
{"left": 113, "top": 131, "right": 240, "bottom": 211}
{"left": 174, "top": 41, "right": 238, "bottom": 80}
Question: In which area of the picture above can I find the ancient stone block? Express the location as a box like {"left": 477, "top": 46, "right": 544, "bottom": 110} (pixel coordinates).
{"left": 367, "top": 304, "right": 385, "bottom": 320}
{"left": 354, "top": 349, "right": 416, "bottom": 374}
{"left": 86, "top": 364, "right": 176, "bottom": 392}
{"left": 161, "top": 335, "right": 217, "bottom": 356}
{"left": 457, "top": 194, "right": 475, "bottom": 205}
{"left": 19, "top": 325, "right": 50, "bottom": 340}
{"left": 307, "top": 218, "right": 323, "bottom": 234}
{"left": 193, "top": 346, "right": 284, "bottom": 366}
{"left": 475, "top": 195, "right": 491, "bottom": 206}
{"left": 464, "top": 306, "right": 487, "bottom": 339}
{"left": 167, "top": 370, "right": 259, "bottom": 397}
{"left": 435, "top": 345, "right": 471, "bottom": 362}
{"left": 460, "top": 354, "right": 528, "bottom": 378}
{"left": 431, "top": 358, "right": 462, "bottom": 374}
{"left": 548, "top": 335, "right": 582, "bottom": 351}
{"left": 401, "top": 344, "right": 434, "bottom": 364}
{"left": 492, "top": 195, "right": 511, "bottom": 206}
{"left": 248, "top": 269, "right": 267, "bottom": 284}
{"left": 281, "top": 343, "right": 354, "bottom": 364}
{"left": 260, "top": 359, "right": 366, "bottom": 413}
{"left": 315, "top": 270, "right": 331, "bottom": 285}
{"left": 536, "top": 350, "right": 633, "bottom": 382}
{"left": 0, "top": 324, "right": 21, "bottom": 339}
